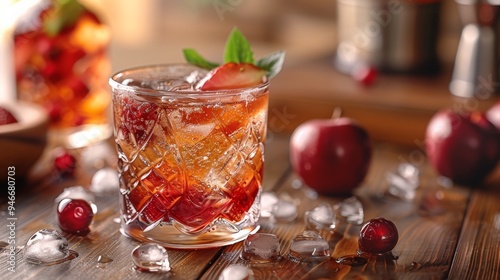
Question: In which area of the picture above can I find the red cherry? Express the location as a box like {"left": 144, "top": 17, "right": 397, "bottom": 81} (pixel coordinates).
{"left": 53, "top": 150, "right": 77, "bottom": 177}
{"left": 57, "top": 198, "right": 94, "bottom": 235}
{"left": 358, "top": 217, "right": 398, "bottom": 254}
{"left": 351, "top": 64, "right": 377, "bottom": 86}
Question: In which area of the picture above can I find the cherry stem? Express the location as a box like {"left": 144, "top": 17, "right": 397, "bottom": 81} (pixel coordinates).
{"left": 331, "top": 107, "right": 343, "bottom": 119}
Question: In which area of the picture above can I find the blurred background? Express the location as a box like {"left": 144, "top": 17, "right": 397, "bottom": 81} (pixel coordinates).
{"left": 81, "top": 0, "right": 462, "bottom": 72}
{"left": 3, "top": 0, "right": 499, "bottom": 149}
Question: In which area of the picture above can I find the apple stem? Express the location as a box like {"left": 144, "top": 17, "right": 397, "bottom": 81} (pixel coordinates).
{"left": 332, "top": 107, "right": 343, "bottom": 119}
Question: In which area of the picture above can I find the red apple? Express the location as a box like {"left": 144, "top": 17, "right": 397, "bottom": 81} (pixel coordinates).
{"left": 290, "top": 117, "right": 372, "bottom": 195}
{"left": 425, "top": 109, "right": 500, "bottom": 186}
{"left": 486, "top": 101, "right": 500, "bottom": 133}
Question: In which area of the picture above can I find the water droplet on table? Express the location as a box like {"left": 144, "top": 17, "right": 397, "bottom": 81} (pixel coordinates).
{"left": 305, "top": 202, "right": 336, "bottom": 230}
{"left": 23, "top": 229, "right": 77, "bottom": 265}
{"left": 333, "top": 196, "right": 364, "bottom": 225}
{"left": 288, "top": 230, "right": 330, "bottom": 262}
{"left": 219, "top": 264, "right": 254, "bottom": 280}
{"left": 96, "top": 255, "right": 113, "bottom": 268}
{"left": 90, "top": 167, "right": 119, "bottom": 194}
{"left": 336, "top": 255, "right": 367, "bottom": 266}
{"left": 131, "top": 243, "right": 170, "bottom": 272}
{"left": 241, "top": 233, "right": 281, "bottom": 263}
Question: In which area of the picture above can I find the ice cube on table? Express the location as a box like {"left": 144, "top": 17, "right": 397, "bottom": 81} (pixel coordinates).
{"left": 219, "top": 264, "right": 254, "bottom": 280}
{"left": 288, "top": 230, "right": 330, "bottom": 262}
{"left": 54, "top": 186, "right": 97, "bottom": 214}
{"left": 23, "top": 229, "right": 70, "bottom": 265}
{"left": 260, "top": 192, "right": 279, "bottom": 218}
{"left": 386, "top": 163, "right": 420, "bottom": 200}
{"left": 305, "top": 203, "right": 336, "bottom": 230}
{"left": 131, "top": 243, "right": 170, "bottom": 272}
{"left": 89, "top": 167, "right": 119, "bottom": 194}
{"left": 241, "top": 233, "right": 281, "bottom": 263}
{"left": 333, "top": 196, "right": 364, "bottom": 225}
{"left": 273, "top": 194, "right": 298, "bottom": 222}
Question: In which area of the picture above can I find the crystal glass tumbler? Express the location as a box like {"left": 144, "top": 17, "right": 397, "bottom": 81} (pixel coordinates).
{"left": 109, "top": 64, "right": 269, "bottom": 248}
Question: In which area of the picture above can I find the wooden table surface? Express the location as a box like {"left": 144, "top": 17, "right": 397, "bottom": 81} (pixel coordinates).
{"left": 1, "top": 133, "right": 500, "bottom": 280}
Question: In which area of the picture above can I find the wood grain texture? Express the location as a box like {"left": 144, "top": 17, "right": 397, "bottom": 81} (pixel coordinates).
{"left": 448, "top": 190, "right": 500, "bottom": 280}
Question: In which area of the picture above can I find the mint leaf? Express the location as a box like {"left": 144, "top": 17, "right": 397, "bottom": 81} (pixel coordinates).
{"left": 43, "top": 0, "right": 85, "bottom": 36}
{"left": 256, "top": 50, "right": 286, "bottom": 79}
{"left": 183, "top": 49, "right": 219, "bottom": 70}
{"left": 223, "top": 27, "right": 254, "bottom": 64}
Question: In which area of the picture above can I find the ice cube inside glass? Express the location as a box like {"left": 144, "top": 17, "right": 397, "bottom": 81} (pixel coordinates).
{"left": 109, "top": 64, "right": 269, "bottom": 248}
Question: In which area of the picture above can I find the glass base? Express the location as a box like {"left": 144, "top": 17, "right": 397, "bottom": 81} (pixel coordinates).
{"left": 120, "top": 223, "right": 260, "bottom": 249}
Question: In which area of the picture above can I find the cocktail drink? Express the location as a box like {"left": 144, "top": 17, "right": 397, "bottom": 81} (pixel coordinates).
{"left": 110, "top": 64, "right": 269, "bottom": 248}
{"left": 111, "top": 28, "right": 284, "bottom": 247}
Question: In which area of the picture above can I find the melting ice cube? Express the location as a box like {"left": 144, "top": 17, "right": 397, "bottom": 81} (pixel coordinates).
{"left": 305, "top": 203, "right": 336, "bottom": 230}
{"left": 386, "top": 163, "right": 420, "bottom": 200}
{"left": 55, "top": 186, "right": 97, "bottom": 214}
{"left": 131, "top": 243, "right": 170, "bottom": 272}
{"left": 260, "top": 192, "right": 279, "bottom": 218}
{"left": 23, "top": 229, "right": 70, "bottom": 265}
{"left": 288, "top": 230, "right": 330, "bottom": 262}
{"left": 273, "top": 194, "right": 298, "bottom": 222}
{"left": 333, "top": 196, "right": 364, "bottom": 225}
{"left": 89, "top": 167, "right": 119, "bottom": 194}
{"left": 241, "top": 233, "right": 281, "bottom": 263}
{"left": 219, "top": 264, "right": 254, "bottom": 280}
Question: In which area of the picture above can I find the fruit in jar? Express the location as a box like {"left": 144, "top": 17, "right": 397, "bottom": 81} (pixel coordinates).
{"left": 14, "top": 0, "right": 111, "bottom": 128}
{"left": 289, "top": 116, "right": 372, "bottom": 195}
{"left": 425, "top": 109, "right": 500, "bottom": 186}
{"left": 358, "top": 217, "right": 398, "bottom": 254}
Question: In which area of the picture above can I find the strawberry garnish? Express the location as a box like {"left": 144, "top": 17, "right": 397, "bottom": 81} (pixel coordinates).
{"left": 197, "top": 63, "right": 267, "bottom": 90}
{"left": 0, "top": 107, "right": 19, "bottom": 125}
{"left": 183, "top": 27, "right": 285, "bottom": 90}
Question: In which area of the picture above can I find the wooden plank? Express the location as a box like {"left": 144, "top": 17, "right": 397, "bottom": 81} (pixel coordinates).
{"left": 448, "top": 189, "right": 500, "bottom": 280}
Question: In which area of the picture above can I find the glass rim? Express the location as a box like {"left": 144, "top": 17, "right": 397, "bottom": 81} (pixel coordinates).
{"left": 108, "top": 63, "right": 270, "bottom": 99}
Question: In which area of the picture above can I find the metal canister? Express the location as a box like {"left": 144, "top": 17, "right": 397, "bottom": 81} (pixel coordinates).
{"left": 334, "top": 0, "right": 442, "bottom": 74}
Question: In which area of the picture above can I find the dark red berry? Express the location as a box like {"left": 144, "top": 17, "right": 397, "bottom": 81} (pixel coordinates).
{"left": 53, "top": 150, "right": 77, "bottom": 177}
{"left": 0, "top": 107, "right": 18, "bottom": 125}
{"left": 351, "top": 64, "right": 377, "bottom": 86}
{"left": 56, "top": 198, "right": 94, "bottom": 235}
{"left": 358, "top": 217, "right": 398, "bottom": 254}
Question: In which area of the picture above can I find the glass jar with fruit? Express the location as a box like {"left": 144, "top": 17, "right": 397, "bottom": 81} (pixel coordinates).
{"left": 13, "top": 0, "right": 111, "bottom": 139}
